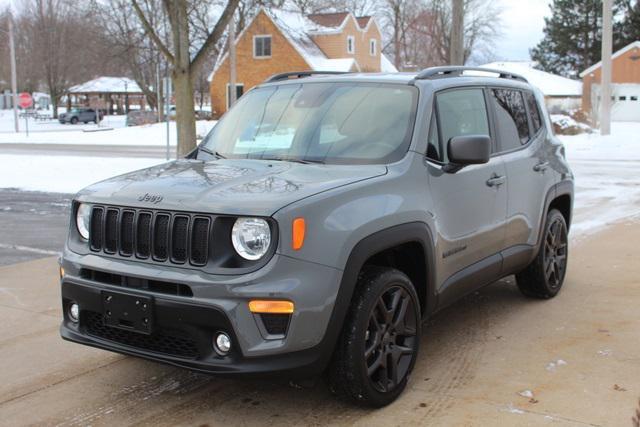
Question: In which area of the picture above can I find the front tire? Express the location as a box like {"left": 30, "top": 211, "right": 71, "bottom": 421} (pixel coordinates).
{"left": 516, "top": 209, "right": 568, "bottom": 298}
{"left": 328, "top": 266, "right": 421, "bottom": 407}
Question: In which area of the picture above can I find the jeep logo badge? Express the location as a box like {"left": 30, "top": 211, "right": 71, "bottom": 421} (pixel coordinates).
{"left": 138, "top": 193, "right": 163, "bottom": 204}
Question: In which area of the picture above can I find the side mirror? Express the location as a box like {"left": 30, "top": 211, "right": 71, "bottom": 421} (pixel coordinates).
{"left": 445, "top": 135, "right": 491, "bottom": 171}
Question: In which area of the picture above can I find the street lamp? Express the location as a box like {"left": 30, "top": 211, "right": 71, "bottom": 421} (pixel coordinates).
{"left": 1, "top": 14, "right": 19, "bottom": 132}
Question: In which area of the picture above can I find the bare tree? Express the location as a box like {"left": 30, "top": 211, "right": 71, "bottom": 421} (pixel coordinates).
{"left": 450, "top": 0, "right": 464, "bottom": 64}
{"left": 428, "top": 0, "right": 502, "bottom": 65}
{"left": 99, "top": 0, "right": 164, "bottom": 111}
{"left": 132, "top": 0, "right": 240, "bottom": 156}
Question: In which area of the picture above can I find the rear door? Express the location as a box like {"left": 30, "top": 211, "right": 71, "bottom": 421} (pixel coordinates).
{"left": 487, "top": 88, "right": 553, "bottom": 255}
{"left": 426, "top": 87, "right": 508, "bottom": 305}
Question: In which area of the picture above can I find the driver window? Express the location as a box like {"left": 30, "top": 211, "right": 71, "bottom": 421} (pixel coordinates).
{"left": 435, "top": 89, "right": 490, "bottom": 157}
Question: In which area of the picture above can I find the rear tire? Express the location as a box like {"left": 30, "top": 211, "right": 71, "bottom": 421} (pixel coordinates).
{"left": 328, "top": 266, "right": 421, "bottom": 407}
{"left": 516, "top": 209, "right": 568, "bottom": 298}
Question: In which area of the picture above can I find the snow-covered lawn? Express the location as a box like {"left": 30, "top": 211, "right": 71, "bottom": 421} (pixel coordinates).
{"left": 0, "top": 155, "right": 164, "bottom": 194}
{"left": 560, "top": 122, "right": 640, "bottom": 236}
{"left": 0, "top": 110, "right": 217, "bottom": 146}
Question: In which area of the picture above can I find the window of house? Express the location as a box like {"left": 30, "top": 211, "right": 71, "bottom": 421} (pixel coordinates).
{"left": 226, "top": 84, "right": 244, "bottom": 109}
{"left": 524, "top": 91, "right": 542, "bottom": 134}
{"left": 253, "top": 35, "right": 272, "bottom": 58}
{"left": 369, "top": 39, "right": 377, "bottom": 56}
{"left": 619, "top": 96, "right": 627, "bottom": 101}
{"left": 489, "top": 88, "right": 530, "bottom": 150}
{"left": 435, "top": 88, "right": 490, "bottom": 162}
{"left": 631, "top": 96, "right": 638, "bottom": 101}
{"left": 347, "top": 36, "right": 355, "bottom": 54}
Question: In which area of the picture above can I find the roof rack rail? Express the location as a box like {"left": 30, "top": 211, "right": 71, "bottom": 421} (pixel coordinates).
{"left": 414, "top": 66, "right": 528, "bottom": 83}
{"left": 264, "top": 71, "right": 350, "bottom": 83}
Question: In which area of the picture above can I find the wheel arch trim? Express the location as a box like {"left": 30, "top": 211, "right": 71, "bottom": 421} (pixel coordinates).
{"left": 312, "top": 222, "right": 436, "bottom": 372}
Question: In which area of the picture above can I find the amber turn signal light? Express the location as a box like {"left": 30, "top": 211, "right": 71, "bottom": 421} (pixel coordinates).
{"left": 248, "top": 300, "right": 295, "bottom": 314}
{"left": 59, "top": 266, "right": 65, "bottom": 279}
{"left": 292, "top": 218, "right": 306, "bottom": 250}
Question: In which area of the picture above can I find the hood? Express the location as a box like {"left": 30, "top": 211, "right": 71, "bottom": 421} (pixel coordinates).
{"left": 76, "top": 159, "right": 387, "bottom": 216}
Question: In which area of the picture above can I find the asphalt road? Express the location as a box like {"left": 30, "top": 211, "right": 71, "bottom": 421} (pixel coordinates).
{"left": 0, "top": 189, "right": 70, "bottom": 265}
{"left": 1, "top": 221, "right": 639, "bottom": 425}
{"left": 0, "top": 143, "right": 176, "bottom": 158}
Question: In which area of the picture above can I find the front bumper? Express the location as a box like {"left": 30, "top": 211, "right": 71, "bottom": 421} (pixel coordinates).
{"left": 60, "top": 249, "right": 343, "bottom": 377}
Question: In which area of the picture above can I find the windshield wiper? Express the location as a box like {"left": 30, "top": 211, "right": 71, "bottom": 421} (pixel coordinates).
{"left": 199, "top": 145, "right": 226, "bottom": 159}
{"left": 260, "top": 157, "right": 324, "bottom": 164}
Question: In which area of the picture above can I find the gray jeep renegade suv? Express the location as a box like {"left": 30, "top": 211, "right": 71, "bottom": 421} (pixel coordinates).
{"left": 60, "top": 67, "right": 573, "bottom": 407}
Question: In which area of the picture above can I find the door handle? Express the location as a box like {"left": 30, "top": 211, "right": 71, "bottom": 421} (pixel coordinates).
{"left": 486, "top": 175, "right": 506, "bottom": 187}
{"left": 533, "top": 161, "right": 550, "bottom": 172}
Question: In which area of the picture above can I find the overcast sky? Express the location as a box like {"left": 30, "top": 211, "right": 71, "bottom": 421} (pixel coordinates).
{"left": 1, "top": 0, "right": 553, "bottom": 62}
{"left": 493, "top": 0, "right": 553, "bottom": 62}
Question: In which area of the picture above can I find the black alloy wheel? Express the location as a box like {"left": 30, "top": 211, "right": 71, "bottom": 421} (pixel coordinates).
{"left": 365, "top": 285, "right": 418, "bottom": 393}
{"left": 544, "top": 215, "right": 568, "bottom": 288}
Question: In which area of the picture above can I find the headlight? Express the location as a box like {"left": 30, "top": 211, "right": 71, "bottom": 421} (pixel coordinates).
{"left": 231, "top": 217, "right": 271, "bottom": 260}
{"left": 76, "top": 203, "right": 91, "bottom": 240}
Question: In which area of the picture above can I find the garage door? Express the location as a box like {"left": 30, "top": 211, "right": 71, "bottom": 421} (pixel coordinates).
{"left": 592, "top": 84, "right": 640, "bottom": 122}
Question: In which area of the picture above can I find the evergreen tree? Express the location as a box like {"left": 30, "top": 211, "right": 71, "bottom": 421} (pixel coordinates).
{"left": 617, "top": 0, "right": 640, "bottom": 46}
{"left": 531, "top": 0, "right": 625, "bottom": 77}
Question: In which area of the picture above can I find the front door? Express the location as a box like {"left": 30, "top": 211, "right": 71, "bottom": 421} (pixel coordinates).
{"left": 426, "top": 87, "right": 508, "bottom": 306}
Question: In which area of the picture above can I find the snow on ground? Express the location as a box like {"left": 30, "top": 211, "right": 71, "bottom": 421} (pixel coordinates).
{"left": 0, "top": 155, "right": 164, "bottom": 194}
{"left": 0, "top": 110, "right": 217, "bottom": 145}
{"left": 560, "top": 122, "right": 640, "bottom": 236}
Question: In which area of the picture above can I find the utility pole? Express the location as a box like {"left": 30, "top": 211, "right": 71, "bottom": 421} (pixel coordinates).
{"left": 228, "top": 13, "right": 237, "bottom": 110}
{"left": 600, "top": 0, "right": 613, "bottom": 135}
{"left": 156, "top": 61, "right": 162, "bottom": 123}
{"left": 450, "top": 0, "right": 465, "bottom": 66}
{"left": 8, "top": 15, "right": 19, "bottom": 133}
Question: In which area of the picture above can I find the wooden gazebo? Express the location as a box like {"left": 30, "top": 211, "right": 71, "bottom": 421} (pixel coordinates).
{"left": 67, "top": 77, "right": 146, "bottom": 115}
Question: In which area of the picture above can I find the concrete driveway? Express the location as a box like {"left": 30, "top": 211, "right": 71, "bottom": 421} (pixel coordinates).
{"left": 0, "top": 222, "right": 639, "bottom": 426}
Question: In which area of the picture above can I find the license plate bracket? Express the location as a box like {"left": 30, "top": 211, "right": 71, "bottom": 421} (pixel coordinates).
{"left": 101, "top": 290, "right": 153, "bottom": 335}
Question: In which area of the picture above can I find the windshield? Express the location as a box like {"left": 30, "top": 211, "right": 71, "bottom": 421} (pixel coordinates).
{"left": 200, "top": 82, "right": 418, "bottom": 164}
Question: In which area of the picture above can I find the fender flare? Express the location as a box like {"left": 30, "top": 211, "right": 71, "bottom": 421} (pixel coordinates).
{"left": 311, "top": 222, "right": 437, "bottom": 372}
{"left": 534, "top": 180, "right": 574, "bottom": 255}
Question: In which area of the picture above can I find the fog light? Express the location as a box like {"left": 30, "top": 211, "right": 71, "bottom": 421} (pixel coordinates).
{"left": 69, "top": 303, "right": 79, "bottom": 323}
{"left": 214, "top": 332, "right": 231, "bottom": 355}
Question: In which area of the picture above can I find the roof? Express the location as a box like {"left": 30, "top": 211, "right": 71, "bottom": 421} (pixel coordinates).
{"left": 481, "top": 62, "right": 582, "bottom": 97}
{"left": 307, "top": 12, "right": 349, "bottom": 28}
{"left": 579, "top": 41, "right": 640, "bottom": 77}
{"left": 381, "top": 54, "right": 398, "bottom": 73}
{"left": 68, "top": 77, "right": 142, "bottom": 94}
{"left": 210, "top": 8, "right": 386, "bottom": 80}
{"left": 356, "top": 16, "right": 372, "bottom": 28}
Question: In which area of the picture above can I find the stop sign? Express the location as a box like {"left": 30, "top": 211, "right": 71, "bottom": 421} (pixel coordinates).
{"left": 18, "top": 92, "right": 33, "bottom": 109}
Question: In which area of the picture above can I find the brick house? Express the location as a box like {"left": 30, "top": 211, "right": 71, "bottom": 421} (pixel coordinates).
{"left": 209, "top": 8, "right": 397, "bottom": 116}
{"left": 579, "top": 41, "right": 640, "bottom": 122}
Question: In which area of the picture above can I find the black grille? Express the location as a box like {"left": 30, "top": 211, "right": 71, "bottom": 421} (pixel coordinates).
{"left": 104, "top": 209, "right": 118, "bottom": 253}
{"left": 84, "top": 311, "right": 199, "bottom": 359}
{"left": 136, "top": 212, "right": 152, "bottom": 258}
{"left": 190, "top": 218, "right": 210, "bottom": 266}
{"left": 261, "top": 313, "right": 291, "bottom": 336}
{"left": 89, "top": 205, "right": 211, "bottom": 267}
{"left": 153, "top": 214, "right": 170, "bottom": 260}
{"left": 171, "top": 216, "right": 189, "bottom": 263}
{"left": 120, "top": 210, "right": 135, "bottom": 256}
{"left": 90, "top": 207, "right": 104, "bottom": 251}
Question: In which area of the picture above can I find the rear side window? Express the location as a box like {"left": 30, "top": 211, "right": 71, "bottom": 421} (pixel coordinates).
{"left": 524, "top": 92, "right": 543, "bottom": 134}
{"left": 490, "top": 88, "right": 529, "bottom": 150}
{"left": 435, "top": 88, "right": 490, "bottom": 162}
{"left": 427, "top": 111, "right": 442, "bottom": 162}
